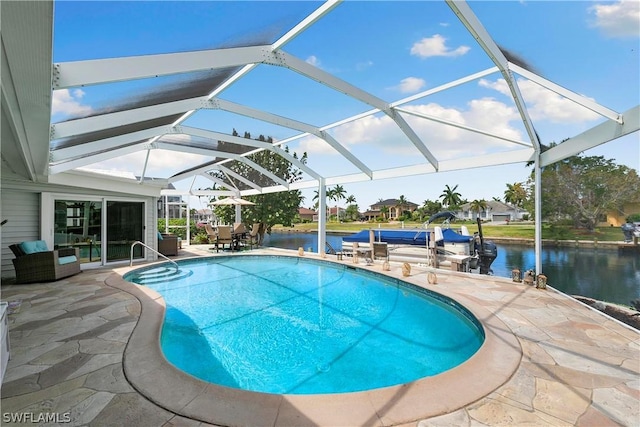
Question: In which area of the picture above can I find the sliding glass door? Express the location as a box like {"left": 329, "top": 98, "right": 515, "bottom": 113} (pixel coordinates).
{"left": 46, "top": 194, "right": 147, "bottom": 265}
{"left": 54, "top": 200, "right": 102, "bottom": 264}
{"left": 106, "top": 201, "right": 144, "bottom": 262}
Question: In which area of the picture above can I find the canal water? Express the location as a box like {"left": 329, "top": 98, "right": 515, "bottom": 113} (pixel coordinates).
{"left": 262, "top": 232, "right": 640, "bottom": 306}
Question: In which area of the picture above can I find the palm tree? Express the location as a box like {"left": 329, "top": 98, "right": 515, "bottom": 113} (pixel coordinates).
{"left": 396, "top": 195, "right": 409, "bottom": 219}
{"left": 504, "top": 182, "right": 526, "bottom": 208}
{"left": 380, "top": 206, "right": 389, "bottom": 220}
{"left": 329, "top": 185, "right": 346, "bottom": 221}
{"left": 470, "top": 199, "right": 487, "bottom": 220}
{"left": 440, "top": 184, "right": 462, "bottom": 209}
{"left": 345, "top": 194, "right": 356, "bottom": 205}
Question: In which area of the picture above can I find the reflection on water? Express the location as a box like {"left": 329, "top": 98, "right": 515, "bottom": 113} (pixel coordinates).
{"left": 263, "top": 232, "right": 640, "bottom": 306}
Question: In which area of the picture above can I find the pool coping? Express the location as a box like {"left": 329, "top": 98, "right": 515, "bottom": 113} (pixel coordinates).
{"left": 106, "top": 253, "right": 522, "bottom": 426}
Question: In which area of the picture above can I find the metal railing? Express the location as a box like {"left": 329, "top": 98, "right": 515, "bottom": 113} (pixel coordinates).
{"left": 130, "top": 241, "right": 179, "bottom": 271}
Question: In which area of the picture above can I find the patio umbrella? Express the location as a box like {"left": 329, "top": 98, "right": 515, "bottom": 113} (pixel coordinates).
{"left": 209, "top": 197, "right": 255, "bottom": 206}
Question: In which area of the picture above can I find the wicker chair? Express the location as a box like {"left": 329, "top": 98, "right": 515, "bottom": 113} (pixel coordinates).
{"left": 158, "top": 233, "right": 179, "bottom": 256}
{"left": 9, "top": 243, "right": 81, "bottom": 284}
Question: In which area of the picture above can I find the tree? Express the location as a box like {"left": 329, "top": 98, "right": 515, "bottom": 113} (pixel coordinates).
{"left": 470, "top": 199, "right": 487, "bottom": 219}
{"left": 421, "top": 199, "right": 443, "bottom": 218}
{"left": 396, "top": 195, "right": 409, "bottom": 219}
{"left": 440, "top": 184, "right": 462, "bottom": 209}
{"left": 209, "top": 135, "right": 306, "bottom": 244}
{"left": 327, "top": 184, "right": 346, "bottom": 221}
{"left": 526, "top": 154, "right": 640, "bottom": 231}
{"left": 504, "top": 182, "right": 526, "bottom": 208}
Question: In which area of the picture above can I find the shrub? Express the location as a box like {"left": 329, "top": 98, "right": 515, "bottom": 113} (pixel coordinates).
{"left": 626, "top": 213, "right": 640, "bottom": 223}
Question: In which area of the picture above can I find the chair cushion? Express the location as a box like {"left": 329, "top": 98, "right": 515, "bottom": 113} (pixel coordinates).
{"left": 157, "top": 232, "right": 164, "bottom": 240}
{"left": 20, "top": 240, "right": 49, "bottom": 254}
{"left": 58, "top": 255, "right": 78, "bottom": 265}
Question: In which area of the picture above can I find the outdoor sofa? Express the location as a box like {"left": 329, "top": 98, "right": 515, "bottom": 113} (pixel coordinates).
{"left": 9, "top": 240, "right": 81, "bottom": 284}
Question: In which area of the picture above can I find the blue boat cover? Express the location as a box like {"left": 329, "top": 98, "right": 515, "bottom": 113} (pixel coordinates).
{"left": 342, "top": 228, "right": 471, "bottom": 245}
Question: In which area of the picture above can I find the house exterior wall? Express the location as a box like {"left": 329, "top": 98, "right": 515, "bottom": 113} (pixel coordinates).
{"left": 1, "top": 174, "right": 159, "bottom": 280}
{"left": 607, "top": 202, "right": 640, "bottom": 226}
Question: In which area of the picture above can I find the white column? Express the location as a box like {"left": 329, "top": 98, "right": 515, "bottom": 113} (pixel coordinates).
{"left": 534, "top": 156, "right": 542, "bottom": 275}
{"left": 186, "top": 198, "right": 191, "bottom": 246}
{"left": 317, "top": 179, "right": 327, "bottom": 255}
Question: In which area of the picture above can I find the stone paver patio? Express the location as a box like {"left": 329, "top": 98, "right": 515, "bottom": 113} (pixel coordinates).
{"left": 1, "top": 246, "right": 638, "bottom": 426}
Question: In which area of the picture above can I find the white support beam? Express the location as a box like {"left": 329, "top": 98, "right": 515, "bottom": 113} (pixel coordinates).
{"left": 199, "top": 173, "right": 236, "bottom": 191}
{"left": 212, "top": 98, "right": 320, "bottom": 134}
{"left": 155, "top": 143, "right": 287, "bottom": 188}
{"left": 272, "top": 0, "right": 341, "bottom": 50}
{"left": 50, "top": 125, "right": 171, "bottom": 162}
{"left": 396, "top": 107, "right": 532, "bottom": 148}
{"left": 540, "top": 105, "right": 639, "bottom": 167}
{"left": 272, "top": 50, "right": 390, "bottom": 111}
{"left": 212, "top": 98, "right": 373, "bottom": 177}
{"left": 53, "top": 45, "right": 268, "bottom": 89}
{"left": 51, "top": 98, "right": 205, "bottom": 139}
{"left": 215, "top": 165, "right": 263, "bottom": 191}
{"left": 509, "top": 63, "right": 623, "bottom": 124}
{"left": 317, "top": 178, "right": 327, "bottom": 255}
{"left": 49, "top": 142, "right": 150, "bottom": 174}
{"left": 390, "top": 67, "right": 500, "bottom": 108}
{"left": 268, "top": 145, "right": 322, "bottom": 180}
{"left": 189, "top": 190, "right": 238, "bottom": 198}
{"left": 388, "top": 109, "right": 439, "bottom": 170}
{"left": 438, "top": 148, "right": 534, "bottom": 172}
{"left": 174, "top": 125, "right": 276, "bottom": 150}
{"left": 447, "top": 0, "right": 541, "bottom": 152}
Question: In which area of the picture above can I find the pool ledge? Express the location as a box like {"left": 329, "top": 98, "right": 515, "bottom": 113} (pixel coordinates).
{"left": 106, "top": 258, "right": 522, "bottom": 426}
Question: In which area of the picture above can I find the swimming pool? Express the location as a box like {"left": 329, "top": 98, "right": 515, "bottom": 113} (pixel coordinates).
{"left": 125, "top": 255, "right": 484, "bottom": 395}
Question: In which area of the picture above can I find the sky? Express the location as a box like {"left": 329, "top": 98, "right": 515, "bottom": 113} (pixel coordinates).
{"left": 51, "top": 0, "right": 640, "bottom": 212}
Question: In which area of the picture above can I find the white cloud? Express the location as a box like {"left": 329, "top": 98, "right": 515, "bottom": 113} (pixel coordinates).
{"left": 51, "top": 89, "right": 93, "bottom": 117}
{"left": 410, "top": 34, "right": 470, "bottom": 58}
{"left": 397, "top": 77, "right": 426, "bottom": 93}
{"left": 479, "top": 78, "right": 601, "bottom": 123}
{"left": 589, "top": 0, "right": 640, "bottom": 38}
{"left": 306, "top": 55, "right": 321, "bottom": 67}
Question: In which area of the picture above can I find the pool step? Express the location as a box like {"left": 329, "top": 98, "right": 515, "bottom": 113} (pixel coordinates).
{"left": 134, "top": 267, "right": 193, "bottom": 284}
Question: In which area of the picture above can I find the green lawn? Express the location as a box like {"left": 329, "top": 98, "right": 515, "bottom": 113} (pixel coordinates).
{"left": 274, "top": 221, "right": 625, "bottom": 242}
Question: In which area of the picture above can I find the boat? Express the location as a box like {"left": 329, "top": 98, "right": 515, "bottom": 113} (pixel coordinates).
{"left": 341, "top": 213, "right": 497, "bottom": 274}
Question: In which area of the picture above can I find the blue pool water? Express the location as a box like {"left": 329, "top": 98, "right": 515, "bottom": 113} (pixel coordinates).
{"left": 125, "top": 256, "right": 484, "bottom": 394}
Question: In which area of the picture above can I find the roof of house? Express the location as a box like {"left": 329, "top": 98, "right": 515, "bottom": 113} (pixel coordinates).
{"left": 370, "top": 199, "right": 419, "bottom": 209}
{"left": 298, "top": 207, "right": 316, "bottom": 215}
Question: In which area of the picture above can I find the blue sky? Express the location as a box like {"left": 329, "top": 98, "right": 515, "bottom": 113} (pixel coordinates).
{"left": 52, "top": 1, "right": 639, "bottom": 211}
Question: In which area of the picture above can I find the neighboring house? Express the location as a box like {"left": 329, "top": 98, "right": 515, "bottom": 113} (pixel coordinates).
{"left": 194, "top": 209, "right": 214, "bottom": 223}
{"left": 157, "top": 183, "right": 183, "bottom": 219}
{"left": 606, "top": 202, "right": 640, "bottom": 226}
{"left": 361, "top": 210, "right": 380, "bottom": 221}
{"left": 368, "top": 199, "right": 419, "bottom": 220}
{"left": 457, "top": 200, "right": 527, "bottom": 222}
{"left": 298, "top": 207, "right": 317, "bottom": 222}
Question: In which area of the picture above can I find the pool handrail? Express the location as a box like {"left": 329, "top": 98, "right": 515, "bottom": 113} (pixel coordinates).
{"left": 130, "top": 241, "right": 179, "bottom": 271}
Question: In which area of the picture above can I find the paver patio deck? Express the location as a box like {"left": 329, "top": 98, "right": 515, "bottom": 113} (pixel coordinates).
{"left": 1, "top": 246, "right": 638, "bottom": 426}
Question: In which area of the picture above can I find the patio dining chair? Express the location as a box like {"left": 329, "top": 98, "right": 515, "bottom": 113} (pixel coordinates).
{"left": 243, "top": 223, "right": 261, "bottom": 249}
{"left": 214, "top": 226, "right": 235, "bottom": 252}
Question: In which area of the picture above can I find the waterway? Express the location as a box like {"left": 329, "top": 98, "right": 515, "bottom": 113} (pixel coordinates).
{"left": 261, "top": 232, "right": 640, "bottom": 306}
